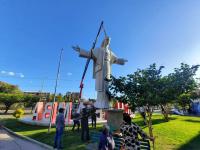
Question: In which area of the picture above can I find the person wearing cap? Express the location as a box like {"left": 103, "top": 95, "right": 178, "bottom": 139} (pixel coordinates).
{"left": 54, "top": 108, "right": 65, "bottom": 149}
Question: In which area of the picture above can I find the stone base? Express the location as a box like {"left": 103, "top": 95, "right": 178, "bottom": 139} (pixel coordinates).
{"left": 106, "top": 109, "right": 123, "bottom": 132}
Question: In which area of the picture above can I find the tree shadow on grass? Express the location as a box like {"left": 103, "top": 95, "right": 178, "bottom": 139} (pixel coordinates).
{"left": 26, "top": 127, "right": 89, "bottom": 150}
{"left": 134, "top": 117, "right": 177, "bottom": 127}
{"left": 2, "top": 118, "right": 102, "bottom": 150}
{"left": 1, "top": 118, "right": 48, "bottom": 132}
{"left": 0, "top": 113, "right": 12, "bottom": 115}
{"left": 177, "top": 132, "right": 200, "bottom": 150}
{"left": 183, "top": 119, "right": 200, "bottom": 123}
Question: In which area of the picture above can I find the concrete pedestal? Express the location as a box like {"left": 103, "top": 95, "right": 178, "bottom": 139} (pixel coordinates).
{"left": 106, "top": 109, "right": 123, "bottom": 131}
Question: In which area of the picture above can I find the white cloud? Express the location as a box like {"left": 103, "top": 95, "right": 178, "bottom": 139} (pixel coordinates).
{"left": 16, "top": 73, "right": 25, "bottom": 78}
{"left": 67, "top": 72, "right": 72, "bottom": 76}
{"left": 8, "top": 72, "right": 15, "bottom": 76}
{"left": 1, "top": 70, "right": 6, "bottom": 74}
{"left": 19, "top": 74, "right": 25, "bottom": 78}
{"left": 0, "top": 70, "right": 25, "bottom": 78}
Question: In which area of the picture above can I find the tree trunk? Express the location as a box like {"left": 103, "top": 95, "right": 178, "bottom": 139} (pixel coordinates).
{"left": 161, "top": 104, "right": 169, "bottom": 121}
{"left": 4, "top": 106, "right": 10, "bottom": 114}
{"left": 146, "top": 106, "right": 155, "bottom": 149}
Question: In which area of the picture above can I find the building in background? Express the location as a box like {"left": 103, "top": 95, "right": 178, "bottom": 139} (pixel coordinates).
{"left": 65, "top": 91, "right": 79, "bottom": 102}
{"left": 24, "top": 91, "right": 50, "bottom": 101}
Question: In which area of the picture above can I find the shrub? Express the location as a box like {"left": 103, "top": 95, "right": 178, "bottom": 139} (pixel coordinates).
{"left": 13, "top": 108, "right": 24, "bottom": 118}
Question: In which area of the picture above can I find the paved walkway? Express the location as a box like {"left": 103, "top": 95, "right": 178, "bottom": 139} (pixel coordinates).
{"left": 0, "top": 128, "right": 49, "bottom": 150}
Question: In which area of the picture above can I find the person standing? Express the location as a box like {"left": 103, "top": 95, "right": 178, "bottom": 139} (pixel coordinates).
{"left": 54, "top": 108, "right": 65, "bottom": 149}
{"left": 139, "top": 106, "right": 147, "bottom": 125}
{"left": 91, "top": 104, "right": 97, "bottom": 128}
{"left": 81, "top": 103, "right": 90, "bottom": 141}
{"left": 72, "top": 112, "right": 80, "bottom": 132}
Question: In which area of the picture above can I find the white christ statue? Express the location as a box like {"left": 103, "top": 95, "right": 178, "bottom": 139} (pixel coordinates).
{"left": 73, "top": 36, "right": 127, "bottom": 109}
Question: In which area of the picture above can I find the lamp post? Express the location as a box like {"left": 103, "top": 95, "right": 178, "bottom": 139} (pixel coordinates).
{"left": 48, "top": 48, "right": 64, "bottom": 133}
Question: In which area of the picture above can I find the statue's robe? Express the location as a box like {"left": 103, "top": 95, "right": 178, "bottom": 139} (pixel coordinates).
{"left": 78, "top": 47, "right": 125, "bottom": 108}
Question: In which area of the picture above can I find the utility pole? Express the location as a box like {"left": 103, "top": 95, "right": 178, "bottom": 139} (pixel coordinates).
{"left": 48, "top": 48, "right": 64, "bottom": 133}
{"left": 39, "top": 78, "right": 45, "bottom": 101}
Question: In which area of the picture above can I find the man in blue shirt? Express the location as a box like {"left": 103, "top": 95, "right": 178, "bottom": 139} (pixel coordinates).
{"left": 54, "top": 108, "right": 65, "bottom": 149}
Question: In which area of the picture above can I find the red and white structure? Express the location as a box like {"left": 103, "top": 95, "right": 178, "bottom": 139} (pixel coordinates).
{"left": 20, "top": 102, "right": 73, "bottom": 126}
{"left": 20, "top": 101, "right": 133, "bottom": 126}
{"left": 114, "top": 102, "right": 133, "bottom": 115}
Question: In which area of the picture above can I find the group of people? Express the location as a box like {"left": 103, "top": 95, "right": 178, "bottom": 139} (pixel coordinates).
{"left": 54, "top": 103, "right": 97, "bottom": 149}
{"left": 54, "top": 106, "right": 153, "bottom": 150}
{"left": 72, "top": 103, "right": 97, "bottom": 131}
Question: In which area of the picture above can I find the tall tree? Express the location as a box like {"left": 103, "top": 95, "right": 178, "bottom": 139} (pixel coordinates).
{"left": 110, "top": 63, "right": 164, "bottom": 148}
{"left": 158, "top": 75, "right": 177, "bottom": 121}
{"left": 171, "top": 63, "right": 199, "bottom": 95}
{"left": 170, "top": 63, "right": 199, "bottom": 112}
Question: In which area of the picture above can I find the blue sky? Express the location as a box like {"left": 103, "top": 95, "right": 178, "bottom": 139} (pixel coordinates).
{"left": 0, "top": 0, "right": 200, "bottom": 98}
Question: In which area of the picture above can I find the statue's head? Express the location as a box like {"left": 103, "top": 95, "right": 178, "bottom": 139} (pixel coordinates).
{"left": 101, "top": 36, "right": 111, "bottom": 48}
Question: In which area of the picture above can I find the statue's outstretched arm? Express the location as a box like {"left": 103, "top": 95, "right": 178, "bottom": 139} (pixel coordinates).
{"left": 111, "top": 51, "right": 128, "bottom": 65}
{"left": 115, "top": 58, "right": 128, "bottom": 65}
{"left": 72, "top": 45, "right": 91, "bottom": 58}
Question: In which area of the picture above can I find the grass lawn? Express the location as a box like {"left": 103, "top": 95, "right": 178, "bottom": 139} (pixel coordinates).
{"left": 134, "top": 114, "right": 200, "bottom": 150}
{"left": 1, "top": 114, "right": 200, "bottom": 150}
{"left": 0, "top": 117, "right": 102, "bottom": 150}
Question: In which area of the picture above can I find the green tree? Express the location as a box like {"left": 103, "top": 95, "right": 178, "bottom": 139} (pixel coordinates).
{"left": 0, "top": 81, "right": 23, "bottom": 113}
{"left": 170, "top": 63, "right": 199, "bottom": 111}
{"left": 156, "top": 63, "right": 199, "bottom": 121}
{"left": 0, "top": 93, "right": 24, "bottom": 113}
{"left": 0, "top": 81, "right": 21, "bottom": 94}
{"left": 63, "top": 95, "right": 70, "bottom": 102}
{"left": 158, "top": 75, "right": 177, "bottom": 121}
{"left": 23, "top": 95, "right": 40, "bottom": 112}
{"left": 171, "top": 63, "right": 199, "bottom": 95}
{"left": 110, "top": 63, "right": 164, "bottom": 148}
{"left": 56, "top": 93, "right": 64, "bottom": 102}
{"left": 177, "top": 93, "right": 191, "bottom": 112}
{"left": 48, "top": 93, "right": 64, "bottom": 102}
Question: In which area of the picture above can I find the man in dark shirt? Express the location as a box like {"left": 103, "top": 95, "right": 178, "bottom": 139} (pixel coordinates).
{"left": 54, "top": 108, "right": 65, "bottom": 149}
{"left": 91, "top": 105, "right": 97, "bottom": 128}
{"left": 72, "top": 112, "right": 80, "bottom": 132}
{"left": 81, "top": 104, "right": 90, "bottom": 141}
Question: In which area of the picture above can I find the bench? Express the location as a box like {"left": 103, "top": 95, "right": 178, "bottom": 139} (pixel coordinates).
{"left": 90, "top": 131, "right": 150, "bottom": 150}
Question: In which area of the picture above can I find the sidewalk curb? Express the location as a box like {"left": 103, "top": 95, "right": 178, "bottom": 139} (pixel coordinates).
{"left": 1, "top": 126, "right": 53, "bottom": 150}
